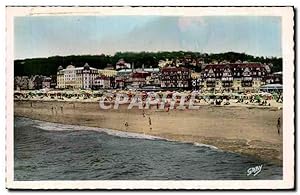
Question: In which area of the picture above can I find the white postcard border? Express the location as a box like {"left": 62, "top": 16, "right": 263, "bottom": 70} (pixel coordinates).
{"left": 6, "top": 6, "right": 295, "bottom": 189}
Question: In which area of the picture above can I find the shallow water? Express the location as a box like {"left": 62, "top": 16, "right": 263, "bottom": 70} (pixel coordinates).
{"left": 14, "top": 117, "right": 282, "bottom": 180}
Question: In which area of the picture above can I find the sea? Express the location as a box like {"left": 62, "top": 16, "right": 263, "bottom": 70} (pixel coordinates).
{"left": 14, "top": 117, "right": 282, "bottom": 180}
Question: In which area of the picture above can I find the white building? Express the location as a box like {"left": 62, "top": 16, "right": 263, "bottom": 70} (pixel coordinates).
{"left": 57, "top": 63, "right": 98, "bottom": 89}
{"left": 116, "top": 59, "right": 131, "bottom": 70}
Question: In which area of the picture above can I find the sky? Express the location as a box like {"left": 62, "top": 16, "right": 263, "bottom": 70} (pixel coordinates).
{"left": 14, "top": 16, "right": 281, "bottom": 59}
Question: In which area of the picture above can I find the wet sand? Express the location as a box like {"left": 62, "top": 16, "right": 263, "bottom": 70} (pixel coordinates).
{"left": 14, "top": 100, "right": 283, "bottom": 165}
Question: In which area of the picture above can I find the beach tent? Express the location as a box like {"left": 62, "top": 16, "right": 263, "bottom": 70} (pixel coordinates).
{"left": 258, "top": 91, "right": 272, "bottom": 96}
{"left": 259, "top": 84, "right": 283, "bottom": 93}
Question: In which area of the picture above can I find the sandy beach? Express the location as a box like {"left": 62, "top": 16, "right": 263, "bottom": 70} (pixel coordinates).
{"left": 14, "top": 100, "right": 283, "bottom": 165}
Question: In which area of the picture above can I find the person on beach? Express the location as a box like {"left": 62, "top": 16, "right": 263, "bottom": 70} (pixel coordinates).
{"left": 277, "top": 117, "right": 281, "bottom": 135}
{"left": 215, "top": 99, "right": 222, "bottom": 105}
{"left": 148, "top": 117, "right": 152, "bottom": 126}
{"left": 60, "top": 105, "right": 63, "bottom": 114}
{"left": 165, "top": 101, "right": 170, "bottom": 112}
{"left": 148, "top": 117, "right": 152, "bottom": 131}
{"left": 166, "top": 106, "right": 170, "bottom": 112}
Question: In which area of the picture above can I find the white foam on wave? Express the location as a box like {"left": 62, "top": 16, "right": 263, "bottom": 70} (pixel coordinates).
{"left": 193, "top": 142, "right": 219, "bottom": 150}
{"left": 94, "top": 128, "right": 164, "bottom": 140}
{"left": 30, "top": 119, "right": 163, "bottom": 141}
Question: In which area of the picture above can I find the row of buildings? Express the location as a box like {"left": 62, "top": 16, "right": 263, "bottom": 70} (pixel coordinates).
{"left": 54, "top": 60, "right": 281, "bottom": 92}
{"left": 14, "top": 59, "right": 282, "bottom": 92}
{"left": 198, "top": 62, "right": 274, "bottom": 91}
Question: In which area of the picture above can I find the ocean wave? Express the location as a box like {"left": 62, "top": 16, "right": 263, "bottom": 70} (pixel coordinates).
{"left": 26, "top": 118, "right": 163, "bottom": 141}
{"left": 193, "top": 142, "right": 219, "bottom": 150}
{"left": 93, "top": 128, "right": 164, "bottom": 140}
{"left": 15, "top": 117, "right": 219, "bottom": 150}
{"left": 14, "top": 117, "right": 36, "bottom": 128}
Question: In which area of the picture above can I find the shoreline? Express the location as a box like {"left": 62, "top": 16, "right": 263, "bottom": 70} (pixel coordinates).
{"left": 14, "top": 100, "right": 283, "bottom": 166}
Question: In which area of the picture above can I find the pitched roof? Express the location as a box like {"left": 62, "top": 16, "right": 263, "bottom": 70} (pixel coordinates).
{"left": 161, "top": 66, "right": 189, "bottom": 72}
{"left": 204, "top": 62, "right": 265, "bottom": 70}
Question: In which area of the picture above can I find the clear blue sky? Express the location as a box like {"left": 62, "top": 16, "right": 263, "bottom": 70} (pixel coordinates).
{"left": 14, "top": 16, "right": 281, "bottom": 59}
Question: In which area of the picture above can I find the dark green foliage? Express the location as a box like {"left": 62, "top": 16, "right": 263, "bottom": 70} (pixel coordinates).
{"left": 14, "top": 51, "right": 282, "bottom": 76}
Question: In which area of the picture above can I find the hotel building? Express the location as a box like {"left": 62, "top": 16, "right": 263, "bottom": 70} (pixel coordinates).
{"left": 201, "top": 62, "right": 270, "bottom": 92}
{"left": 57, "top": 63, "right": 98, "bottom": 89}
{"left": 160, "top": 67, "right": 191, "bottom": 89}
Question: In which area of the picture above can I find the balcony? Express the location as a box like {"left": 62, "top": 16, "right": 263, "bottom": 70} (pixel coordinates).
{"left": 242, "top": 77, "right": 253, "bottom": 81}
{"left": 241, "top": 81, "right": 253, "bottom": 87}
{"left": 222, "top": 82, "right": 233, "bottom": 87}
{"left": 206, "top": 78, "right": 216, "bottom": 82}
{"left": 206, "top": 83, "right": 216, "bottom": 87}
{"left": 221, "top": 77, "right": 233, "bottom": 81}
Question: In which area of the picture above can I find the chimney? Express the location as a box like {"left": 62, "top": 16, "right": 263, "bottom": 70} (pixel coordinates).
{"left": 132, "top": 62, "right": 134, "bottom": 72}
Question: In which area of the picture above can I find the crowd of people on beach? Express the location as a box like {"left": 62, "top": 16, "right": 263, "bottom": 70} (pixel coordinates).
{"left": 14, "top": 89, "right": 283, "bottom": 110}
